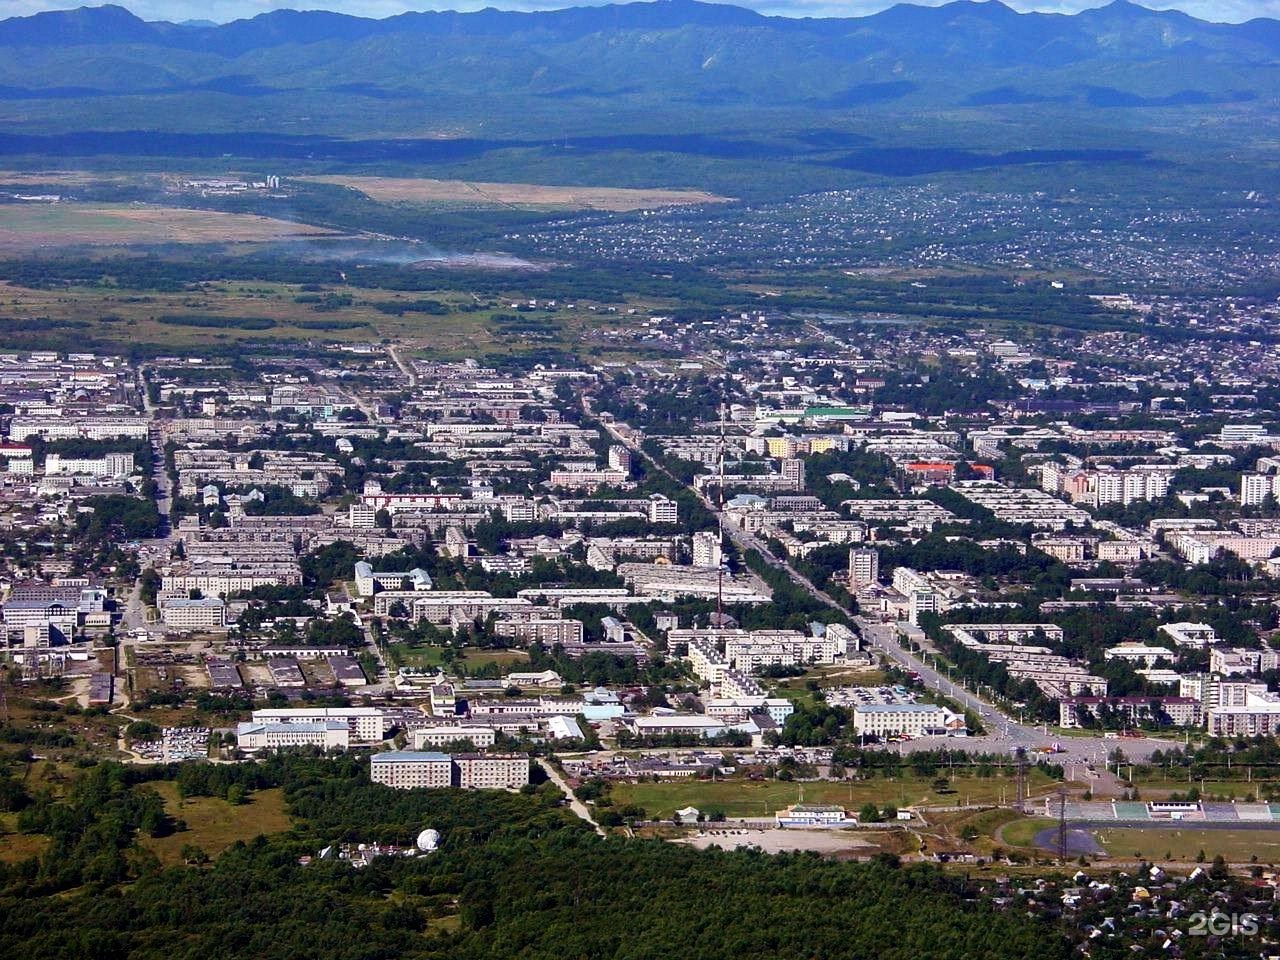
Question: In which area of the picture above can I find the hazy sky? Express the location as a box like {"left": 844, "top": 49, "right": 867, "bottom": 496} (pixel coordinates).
{"left": 1, "top": 0, "right": 1277, "bottom": 25}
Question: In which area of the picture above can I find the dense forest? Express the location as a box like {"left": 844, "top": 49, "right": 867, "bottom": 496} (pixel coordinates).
{"left": 0, "top": 754, "right": 1072, "bottom": 960}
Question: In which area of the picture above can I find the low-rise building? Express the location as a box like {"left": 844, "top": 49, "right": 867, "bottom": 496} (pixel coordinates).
{"left": 775, "top": 803, "right": 855, "bottom": 828}
{"left": 235, "top": 720, "right": 349, "bottom": 752}
{"left": 851, "top": 703, "right": 966, "bottom": 738}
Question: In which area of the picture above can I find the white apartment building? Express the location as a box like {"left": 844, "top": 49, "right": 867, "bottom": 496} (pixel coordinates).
{"left": 159, "top": 597, "right": 227, "bottom": 628}
{"left": 494, "top": 618, "right": 585, "bottom": 645}
{"left": 848, "top": 548, "right": 879, "bottom": 588}
{"left": 10, "top": 416, "right": 149, "bottom": 441}
{"left": 370, "top": 751, "right": 454, "bottom": 788}
{"left": 1210, "top": 647, "right": 1280, "bottom": 676}
{"left": 1104, "top": 643, "right": 1177, "bottom": 667}
{"left": 1158, "top": 622, "right": 1221, "bottom": 649}
{"left": 607, "top": 445, "right": 632, "bottom": 474}
{"left": 724, "top": 631, "right": 841, "bottom": 673}
{"left": 453, "top": 753, "right": 530, "bottom": 789}
{"left": 1058, "top": 696, "right": 1202, "bottom": 729}
{"left": 691, "top": 530, "right": 723, "bottom": 569}
{"left": 548, "top": 468, "right": 627, "bottom": 490}
{"left": 349, "top": 503, "right": 378, "bottom": 528}
{"left": 686, "top": 638, "right": 729, "bottom": 683}
{"left": 1206, "top": 689, "right": 1280, "bottom": 737}
{"left": 45, "top": 452, "right": 134, "bottom": 477}
{"left": 161, "top": 570, "right": 299, "bottom": 596}
{"left": 648, "top": 496, "right": 679, "bottom": 524}
{"left": 412, "top": 726, "right": 497, "bottom": 749}
{"left": 1240, "top": 472, "right": 1280, "bottom": 507}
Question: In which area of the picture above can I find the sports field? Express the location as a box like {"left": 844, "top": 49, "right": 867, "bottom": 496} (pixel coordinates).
{"left": 1093, "top": 826, "right": 1280, "bottom": 863}
{"left": 610, "top": 769, "right": 1059, "bottom": 819}
{"left": 301, "top": 175, "right": 730, "bottom": 211}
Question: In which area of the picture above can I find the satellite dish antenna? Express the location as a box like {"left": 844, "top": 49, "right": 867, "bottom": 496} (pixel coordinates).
{"left": 416, "top": 828, "right": 440, "bottom": 852}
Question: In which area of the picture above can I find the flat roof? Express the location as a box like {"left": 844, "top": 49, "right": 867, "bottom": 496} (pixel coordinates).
{"left": 370, "top": 751, "right": 451, "bottom": 763}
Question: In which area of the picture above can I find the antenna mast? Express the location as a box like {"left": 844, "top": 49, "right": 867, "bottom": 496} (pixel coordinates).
{"left": 716, "top": 394, "right": 726, "bottom": 625}
{"left": 1056, "top": 787, "right": 1069, "bottom": 863}
{"left": 1013, "top": 747, "right": 1028, "bottom": 814}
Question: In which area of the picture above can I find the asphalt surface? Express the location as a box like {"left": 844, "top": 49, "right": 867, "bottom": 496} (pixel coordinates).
{"left": 597, "top": 403, "right": 1185, "bottom": 768}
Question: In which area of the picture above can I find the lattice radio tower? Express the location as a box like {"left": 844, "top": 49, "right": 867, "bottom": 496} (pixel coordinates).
{"left": 1056, "top": 787, "right": 1069, "bottom": 863}
{"left": 1013, "top": 747, "right": 1029, "bottom": 814}
{"left": 716, "top": 395, "right": 727, "bottom": 625}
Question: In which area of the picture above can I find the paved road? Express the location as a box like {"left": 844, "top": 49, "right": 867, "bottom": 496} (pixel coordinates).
{"left": 856, "top": 616, "right": 1181, "bottom": 766}
{"left": 598, "top": 405, "right": 1183, "bottom": 768}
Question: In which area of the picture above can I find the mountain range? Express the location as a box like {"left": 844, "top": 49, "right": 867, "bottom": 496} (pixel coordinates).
{"left": 0, "top": 0, "right": 1276, "bottom": 191}
{"left": 4, "top": 0, "right": 1280, "bottom": 62}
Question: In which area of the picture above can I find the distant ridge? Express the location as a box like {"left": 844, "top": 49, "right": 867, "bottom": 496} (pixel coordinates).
{"left": 0, "top": 0, "right": 1277, "bottom": 152}
{"left": 0, "top": 0, "right": 1277, "bottom": 61}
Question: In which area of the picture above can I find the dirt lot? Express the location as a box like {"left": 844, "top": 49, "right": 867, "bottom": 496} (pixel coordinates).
{"left": 676, "top": 828, "right": 875, "bottom": 855}
{"left": 301, "top": 175, "right": 731, "bottom": 211}
{"left": 0, "top": 202, "right": 339, "bottom": 250}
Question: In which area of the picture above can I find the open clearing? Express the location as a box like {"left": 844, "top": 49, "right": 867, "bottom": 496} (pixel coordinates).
{"left": 0, "top": 202, "right": 339, "bottom": 250}
{"left": 676, "top": 827, "right": 875, "bottom": 855}
{"left": 302, "top": 175, "right": 731, "bottom": 211}
{"left": 141, "top": 782, "right": 292, "bottom": 865}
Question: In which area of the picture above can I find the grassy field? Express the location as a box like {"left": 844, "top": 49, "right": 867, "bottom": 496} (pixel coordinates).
{"left": 998, "top": 817, "right": 1056, "bottom": 849}
{"left": 1129, "top": 777, "right": 1278, "bottom": 801}
{"left": 141, "top": 781, "right": 292, "bottom": 865}
{"left": 1094, "top": 827, "right": 1280, "bottom": 863}
{"left": 610, "top": 770, "right": 1059, "bottom": 819}
{"left": 0, "top": 274, "right": 669, "bottom": 361}
{"left": 388, "top": 645, "right": 445, "bottom": 669}
{"left": 0, "top": 202, "right": 338, "bottom": 250}
{"left": 300, "top": 175, "right": 731, "bottom": 211}
{"left": 462, "top": 649, "right": 531, "bottom": 669}
{"left": 389, "top": 645, "right": 529, "bottom": 672}
{"left": 0, "top": 814, "right": 48, "bottom": 863}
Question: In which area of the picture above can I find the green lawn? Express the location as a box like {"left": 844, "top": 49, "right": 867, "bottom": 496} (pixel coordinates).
{"left": 388, "top": 645, "right": 446, "bottom": 669}
{"left": 1129, "top": 777, "right": 1277, "bottom": 801}
{"left": 997, "top": 817, "right": 1055, "bottom": 849}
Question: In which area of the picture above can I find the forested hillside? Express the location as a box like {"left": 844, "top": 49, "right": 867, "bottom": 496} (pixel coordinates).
{"left": 0, "top": 755, "right": 1067, "bottom": 960}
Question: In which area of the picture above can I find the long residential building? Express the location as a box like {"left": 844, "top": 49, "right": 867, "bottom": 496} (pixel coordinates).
{"left": 370, "top": 750, "right": 530, "bottom": 789}
{"left": 1058, "top": 696, "right": 1202, "bottom": 729}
